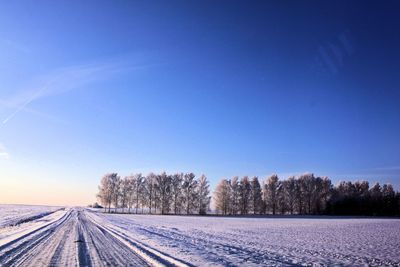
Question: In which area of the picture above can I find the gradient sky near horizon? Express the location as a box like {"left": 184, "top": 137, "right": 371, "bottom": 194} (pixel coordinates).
{"left": 1, "top": 1, "right": 400, "bottom": 206}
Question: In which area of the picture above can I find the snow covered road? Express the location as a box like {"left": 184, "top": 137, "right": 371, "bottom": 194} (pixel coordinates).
{"left": 0, "top": 208, "right": 190, "bottom": 267}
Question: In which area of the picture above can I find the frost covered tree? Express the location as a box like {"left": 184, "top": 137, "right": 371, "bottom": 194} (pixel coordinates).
{"left": 98, "top": 173, "right": 121, "bottom": 213}
{"left": 110, "top": 175, "right": 121, "bottom": 212}
{"left": 155, "top": 172, "right": 172, "bottom": 215}
{"left": 120, "top": 176, "right": 131, "bottom": 213}
{"left": 182, "top": 173, "right": 198, "bottom": 215}
{"left": 239, "top": 176, "right": 251, "bottom": 215}
{"left": 126, "top": 175, "right": 136, "bottom": 213}
{"left": 97, "top": 173, "right": 119, "bottom": 213}
{"left": 145, "top": 173, "right": 157, "bottom": 214}
{"left": 310, "top": 176, "right": 332, "bottom": 214}
{"left": 139, "top": 184, "right": 149, "bottom": 214}
{"left": 294, "top": 178, "right": 304, "bottom": 214}
{"left": 171, "top": 173, "right": 183, "bottom": 214}
{"left": 283, "top": 177, "right": 296, "bottom": 214}
{"left": 97, "top": 177, "right": 108, "bottom": 212}
{"left": 133, "top": 173, "right": 144, "bottom": 214}
{"left": 214, "top": 179, "right": 231, "bottom": 215}
{"left": 98, "top": 172, "right": 399, "bottom": 217}
{"left": 298, "top": 173, "right": 316, "bottom": 214}
{"left": 153, "top": 179, "right": 161, "bottom": 214}
{"left": 229, "top": 176, "right": 240, "bottom": 215}
{"left": 264, "top": 174, "right": 279, "bottom": 215}
{"left": 276, "top": 181, "right": 287, "bottom": 214}
{"left": 197, "top": 174, "right": 211, "bottom": 215}
{"left": 250, "top": 176, "right": 263, "bottom": 214}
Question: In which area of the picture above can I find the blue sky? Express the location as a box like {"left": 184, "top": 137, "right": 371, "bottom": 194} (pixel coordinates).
{"left": 1, "top": 1, "right": 399, "bottom": 205}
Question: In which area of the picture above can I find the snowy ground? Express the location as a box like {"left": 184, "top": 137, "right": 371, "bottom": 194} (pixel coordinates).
{"left": 100, "top": 213, "right": 400, "bottom": 266}
{"left": 0, "top": 206, "right": 399, "bottom": 266}
{"left": 0, "top": 204, "right": 61, "bottom": 227}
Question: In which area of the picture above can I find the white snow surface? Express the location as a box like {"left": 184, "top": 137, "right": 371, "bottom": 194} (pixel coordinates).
{"left": 100, "top": 213, "right": 400, "bottom": 266}
{"left": 0, "top": 204, "right": 61, "bottom": 227}
{"left": 0, "top": 205, "right": 399, "bottom": 266}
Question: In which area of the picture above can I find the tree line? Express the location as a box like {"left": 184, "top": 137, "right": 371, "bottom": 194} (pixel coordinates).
{"left": 97, "top": 172, "right": 211, "bottom": 215}
{"left": 214, "top": 174, "right": 400, "bottom": 216}
{"left": 97, "top": 172, "right": 400, "bottom": 216}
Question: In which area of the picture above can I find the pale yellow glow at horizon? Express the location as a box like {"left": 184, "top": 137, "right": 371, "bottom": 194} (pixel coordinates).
{"left": 0, "top": 183, "right": 95, "bottom": 206}
{"left": 0, "top": 170, "right": 97, "bottom": 206}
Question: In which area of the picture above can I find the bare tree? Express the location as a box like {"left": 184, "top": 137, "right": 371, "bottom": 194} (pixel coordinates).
{"left": 370, "top": 182, "right": 382, "bottom": 199}
{"left": 321, "top": 177, "right": 333, "bottom": 209}
{"left": 354, "top": 180, "right": 369, "bottom": 197}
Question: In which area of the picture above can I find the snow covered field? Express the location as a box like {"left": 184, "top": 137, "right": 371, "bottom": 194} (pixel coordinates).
{"left": 0, "top": 206, "right": 399, "bottom": 266}
{"left": 0, "top": 204, "right": 61, "bottom": 227}
{"left": 101, "top": 213, "right": 400, "bottom": 266}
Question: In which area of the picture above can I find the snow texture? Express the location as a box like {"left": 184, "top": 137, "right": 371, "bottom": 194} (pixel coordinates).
{"left": 0, "top": 204, "right": 61, "bottom": 227}
{"left": 0, "top": 205, "right": 399, "bottom": 266}
{"left": 100, "top": 213, "right": 400, "bottom": 266}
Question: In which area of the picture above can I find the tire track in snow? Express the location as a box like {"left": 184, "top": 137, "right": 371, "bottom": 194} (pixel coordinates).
{"left": 46, "top": 211, "right": 80, "bottom": 267}
{"left": 0, "top": 209, "right": 70, "bottom": 250}
{"left": 0, "top": 209, "right": 73, "bottom": 266}
{"left": 77, "top": 210, "right": 150, "bottom": 266}
{"left": 0, "top": 209, "right": 81, "bottom": 267}
{"left": 0, "top": 208, "right": 193, "bottom": 266}
{"left": 76, "top": 212, "right": 91, "bottom": 267}
{"left": 85, "top": 210, "right": 193, "bottom": 267}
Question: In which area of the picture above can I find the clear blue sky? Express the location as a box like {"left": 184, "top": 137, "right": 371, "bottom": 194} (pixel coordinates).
{"left": 0, "top": 1, "right": 399, "bottom": 205}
